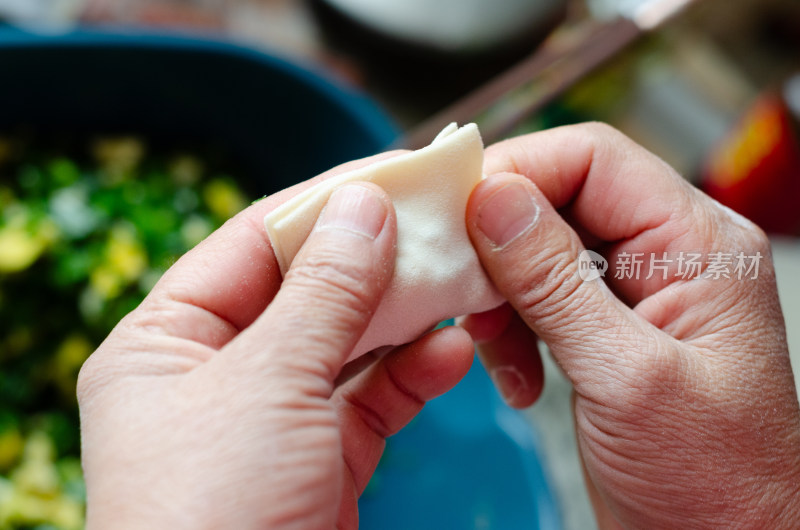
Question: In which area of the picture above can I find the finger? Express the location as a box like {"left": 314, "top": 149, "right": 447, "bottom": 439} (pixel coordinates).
{"left": 333, "top": 349, "right": 385, "bottom": 388}
{"left": 484, "top": 124, "right": 779, "bottom": 351}
{"left": 483, "top": 123, "right": 755, "bottom": 305}
{"left": 457, "top": 302, "right": 514, "bottom": 343}
{"left": 127, "top": 151, "right": 406, "bottom": 350}
{"left": 334, "top": 326, "right": 474, "bottom": 495}
{"left": 460, "top": 305, "right": 544, "bottom": 408}
{"left": 337, "top": 478, "right": 359, "bottom": 530}
{"left": 224, "top": 183, "right": 397, "bottom": 390}
{"left": 466, "top": 172, "right": 663, "bottom": 401}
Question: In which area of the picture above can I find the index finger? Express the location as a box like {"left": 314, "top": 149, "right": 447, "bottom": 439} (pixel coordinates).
{"left": 484, "top": 122, "right": 761, "bottom": 304}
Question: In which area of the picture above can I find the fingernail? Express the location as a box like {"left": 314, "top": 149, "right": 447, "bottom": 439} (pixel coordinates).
{"left": 490, "top": 366, "right": 528, "bottom": 407}
{"left": 477, "top": 182, "right": 539, "bottom": 248}
{"left": 318, "top": 185, "right": 387, "bottom": 239}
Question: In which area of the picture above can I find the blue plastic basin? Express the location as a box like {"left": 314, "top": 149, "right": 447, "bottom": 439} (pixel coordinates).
{"left": 0, "top": 25, "right": 397, "bottom": 192}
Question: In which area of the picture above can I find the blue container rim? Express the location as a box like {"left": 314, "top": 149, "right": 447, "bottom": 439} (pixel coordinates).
{"left": 0, "top": 24, "right": 400, "bottom": 151}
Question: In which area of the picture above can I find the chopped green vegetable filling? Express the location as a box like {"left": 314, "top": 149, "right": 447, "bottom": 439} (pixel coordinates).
{"left": 0, "top": 135, "right": 249, "bottom": 529}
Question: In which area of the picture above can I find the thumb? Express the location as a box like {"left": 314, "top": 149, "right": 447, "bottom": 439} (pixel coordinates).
{"left": 223, "top": 183, "right": 397, "bottom": 394}
{"left": 467, "top": 173, "right": 662, "bottom": 400}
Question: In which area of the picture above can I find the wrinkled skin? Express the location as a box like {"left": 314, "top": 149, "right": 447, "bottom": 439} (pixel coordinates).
{"left": 78, "top": 123, "right": 800, "bottom": 529}
{"left": 78, "top": 155, "right": 474, "bottom": 530}
{"left": 461, "top": 123, "right": 800, "bottom": 529}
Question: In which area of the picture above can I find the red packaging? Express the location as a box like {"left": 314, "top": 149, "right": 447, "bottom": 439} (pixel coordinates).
{"left": 702, "top": 92, "right": 800, "bottom": 235}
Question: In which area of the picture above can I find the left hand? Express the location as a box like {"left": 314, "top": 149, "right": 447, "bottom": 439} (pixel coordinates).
{"left": 77, "top": 154, "right": 474, "bottom": 529}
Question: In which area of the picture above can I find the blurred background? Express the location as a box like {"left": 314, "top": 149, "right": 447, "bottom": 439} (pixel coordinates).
{"left": 0, "top": 0, "right": 798, "bottom": 528}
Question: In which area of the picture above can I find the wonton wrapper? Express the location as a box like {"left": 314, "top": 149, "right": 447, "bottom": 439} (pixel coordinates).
{"left": 264, "top": 123, "right": 504, "bottom": 360}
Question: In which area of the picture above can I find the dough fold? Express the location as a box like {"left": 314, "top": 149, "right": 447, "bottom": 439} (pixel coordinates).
{"left": 264, "top": 123, "right": 504, "bottom": 360}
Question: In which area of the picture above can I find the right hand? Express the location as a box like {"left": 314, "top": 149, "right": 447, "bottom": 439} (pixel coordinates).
{"left": 461, "top": 123, "right": 800, "bottom": 528}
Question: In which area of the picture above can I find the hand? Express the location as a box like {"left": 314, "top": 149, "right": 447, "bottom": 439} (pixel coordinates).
{"left": 77, "top": 155, "right": 474, "bottom": 529}
{"left": 461, "top": 123, "right": 800, "bottom": 528}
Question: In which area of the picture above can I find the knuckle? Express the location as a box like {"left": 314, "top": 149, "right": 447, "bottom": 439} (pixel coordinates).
{"left": 575, "top": 122, "right": 675, "bottom": 176}
{"left": 742, "top": 222, "right": 770, "bottom": 253}
{"left": 75, "top": 363, "right": 91, "bottom": 405}
{"left": 573, "top": 122, "right": 630, "bottom": 153}
{"left": 576, "top": 120, "right": 622, "bottom": 138}
{"left": 75, "top": 353, "right": 106, "bottom": 408}
{"left": 705, "top": 195, "right": 772, "bottom": 254}
{"left": 512, "top": 237, "right": 586, "bottom": 322}
{"left": 286, "top": 249, "right": 378, "bottom": 316}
